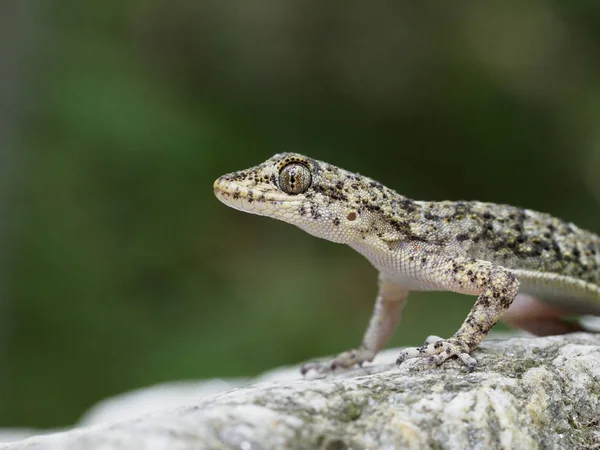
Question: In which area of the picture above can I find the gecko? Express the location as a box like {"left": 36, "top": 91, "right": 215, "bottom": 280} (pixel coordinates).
{"left": 213, "top": 153, "right": 600, "bottom": 373}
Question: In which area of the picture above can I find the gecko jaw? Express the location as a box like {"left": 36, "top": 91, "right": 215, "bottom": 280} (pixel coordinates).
{"left": 213, "top": 176, "right": 303, "bottom": 216}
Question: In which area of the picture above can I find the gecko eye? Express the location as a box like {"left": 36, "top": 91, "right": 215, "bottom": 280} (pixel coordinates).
{"left": 279, "top": 163, "right": 312, "bottom": 195}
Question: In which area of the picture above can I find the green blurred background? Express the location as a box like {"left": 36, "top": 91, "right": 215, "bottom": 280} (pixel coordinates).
{"left": 1, "top": 1, "right": 600, "bottom": 428}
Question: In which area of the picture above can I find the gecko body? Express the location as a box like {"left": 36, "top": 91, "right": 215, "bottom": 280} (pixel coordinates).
{"left": 214, "top": 153, "right": 600, "bottom": 372}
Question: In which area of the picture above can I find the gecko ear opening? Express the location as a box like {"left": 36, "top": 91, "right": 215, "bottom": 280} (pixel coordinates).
{"left": 279, "top": 163, "right": 312, "bottom": 195}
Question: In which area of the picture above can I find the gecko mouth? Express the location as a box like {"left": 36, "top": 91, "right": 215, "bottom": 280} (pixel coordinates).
{"left": 213, "top": 176, "right": 301, "bottom": 214}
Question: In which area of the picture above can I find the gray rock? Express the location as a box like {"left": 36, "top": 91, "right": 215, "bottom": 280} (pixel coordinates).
{"left": 2, "top": 333, "right": 599, "bottom": 450}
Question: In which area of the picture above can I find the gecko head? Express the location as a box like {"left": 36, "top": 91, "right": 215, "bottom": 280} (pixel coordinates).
{"left": 214, "top": 153, "right": 399, "bottom": 244}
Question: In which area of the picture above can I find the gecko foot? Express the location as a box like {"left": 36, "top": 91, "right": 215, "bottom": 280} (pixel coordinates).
{"left": 300, "top": 348, "right": 375, "bottom": 375}
{"left": 396, "top": 337, "right": 477, "bottom": 372}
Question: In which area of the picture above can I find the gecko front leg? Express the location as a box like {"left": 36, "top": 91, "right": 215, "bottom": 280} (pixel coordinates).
{"left": 301, "top": 273, "right": 408, "bottom": 375}
{"left": 396, "top": 257, "right": 519, "bottom": 371}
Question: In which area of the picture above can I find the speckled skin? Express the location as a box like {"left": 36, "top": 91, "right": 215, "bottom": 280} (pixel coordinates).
{"left": 214, "top": 153, "right": 600, "bottom": 372}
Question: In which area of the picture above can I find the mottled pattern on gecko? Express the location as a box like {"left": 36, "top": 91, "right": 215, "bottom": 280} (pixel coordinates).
{"left": 214, "top": 153, "right": 600, "bottom": 373}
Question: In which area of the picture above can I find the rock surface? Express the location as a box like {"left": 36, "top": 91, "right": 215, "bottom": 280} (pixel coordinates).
{"left": 2, "top": 333, "right": 600, "bottom": 450}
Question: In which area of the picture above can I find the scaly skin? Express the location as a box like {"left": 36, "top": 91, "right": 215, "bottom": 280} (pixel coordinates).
{"left": 214, "top": 153, "right": 600, "bottom": 373}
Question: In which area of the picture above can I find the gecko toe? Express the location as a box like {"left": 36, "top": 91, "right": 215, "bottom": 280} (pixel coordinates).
{"left": 457, "top": 353, "right": 477, "bottom": 372}
{"left": 424, "top": 335, "right": 444, "bottom": 345}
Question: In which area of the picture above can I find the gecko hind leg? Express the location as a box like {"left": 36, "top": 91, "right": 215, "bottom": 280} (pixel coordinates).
{"left": 501, "top": 293, "right": 586, "bottom": 336}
